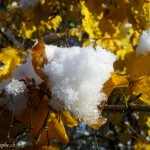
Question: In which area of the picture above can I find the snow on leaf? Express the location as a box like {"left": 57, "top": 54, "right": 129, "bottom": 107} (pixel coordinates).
{"left": 42, "top": 45, "right": 116, "bottom": 125}
{"left": 136, "top": 29, "right": 150, "bottom": 55}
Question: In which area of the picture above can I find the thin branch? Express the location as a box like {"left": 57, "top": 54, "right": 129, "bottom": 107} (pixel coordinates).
{"left": 0, "top": 29, "right": 14, "bottom": 45}
{"left": 103, "top": 104, "right": 150, "bottom": 112}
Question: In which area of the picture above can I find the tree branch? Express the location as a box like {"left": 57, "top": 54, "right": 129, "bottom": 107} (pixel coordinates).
{"left": 103, "top": 104, "right": 150, "bottom": 112}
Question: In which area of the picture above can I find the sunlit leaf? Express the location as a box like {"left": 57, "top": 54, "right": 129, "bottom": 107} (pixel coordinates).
{"left": 103, "top": 73, "right": 129, "bottom": 96}
{"left": 60, "top": 110, "right": 78, "bottom": 128}
{"left": 0, "top": 47, "right": 23, "bottom": 83}
{"left": 134, "top": 141, "right": 150, "bottom": 150}
{"left": 32, "top": 41, "right": 48, "bottom": 80}
{"left": 126, "top": 52, "right": 150, "bottom": 104}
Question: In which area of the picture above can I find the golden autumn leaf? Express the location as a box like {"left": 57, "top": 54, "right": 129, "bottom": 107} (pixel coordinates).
{"left": 0, "top": 47, "right": 23, "bottom": 83}
{"left": 80, "top": 1, "right": 101, "bottom": 38}
{"left": 103, "top": 73, "right": 129, "bottom": 96}
{"left": 125, "top": 52, "right": 150, "bottom": 105}
{"left": 42, "top": 145, "right": 59, "bottom": 150}
{"left": 134, "top": 141, "right": 150, "bottom": 150}
{"left": 60, "top": 110, "right": 78, "bottom": 128}
{"left": 19, "top": 22, "right": 37, "bottom": 39}
{"left": 17, "top": 82, "right": 69, "bottom": 146}
{"left": 90, "top": 117, "right": 105, "bottom": 131}
{"left": 32, "top": 41, "right": 48, "bottom": 80}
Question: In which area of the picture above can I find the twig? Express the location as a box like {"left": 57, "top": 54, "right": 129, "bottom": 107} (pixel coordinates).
{"left": 0, "top": 29, "right": 14, "bottom": 45}
{"left": 7, "top": 95, "right": 15, "bottom": 139}
{"left": 103, "top": 104, "right": 150, "bottom": 112}
{"left": 34, "top": 106, "right": 51, "bottom": 144}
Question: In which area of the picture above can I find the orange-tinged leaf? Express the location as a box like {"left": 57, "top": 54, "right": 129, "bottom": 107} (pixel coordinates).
{"left": 32, "top": 41, "right": 48, "bottom": 80}
{"left": 17, "top": 83, "right": 69, "bottom": 146}
{"left": 60, "top": 110, "right": 78, "bottom": 128}
{"left": 0, "top": 46, "right": 23, "bottom": 83}
{"left": 103, "top": 73, "right": 129, "bottom": 96}
{"left": 90, "top": 117, "right": 105, "bottom": 130}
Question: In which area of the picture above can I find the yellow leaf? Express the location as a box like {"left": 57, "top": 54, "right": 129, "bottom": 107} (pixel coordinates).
{"left": 96, "top": 35, "right": 122, "bottom": 53}
{"left": 30, "top": 110, "right": 69, "bottom": 145}
{"left": 46, "top": 112, "right": 69, "bottom": 144}
{"left": 0, "top": 47, "right": 23, "bottom": 83}
{"left": 90, "top": 117, "right": 105, "bottom": 131}
{"left": 103, "top": 73, "right": 129, "bottom": 96}
{"left": 42, "top": 145, "right": 59, "bottom": 150}
{"left": 32, "top": 41, "right": 48, "bottom": 80}
{"left": 51, "top": 15, "right": 62, "bottom": 31}
{"left": 134, "top": 141, "right": 150, "bottom": 150}
{"left": 80, "top": 1, "right": 100, "bottom": 38}
{"left": 126, "top": 52, "right": 150, "bottom": 104}
{"left": 60, "top": 110, "right": 78, "bottom": 128}
{"left": 19, "top": 22, "right": 37, "bottom": 39}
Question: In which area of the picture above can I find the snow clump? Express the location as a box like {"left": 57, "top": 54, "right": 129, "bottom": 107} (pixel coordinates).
{"left": 136, "top": 29, "right": 150, "bottom": 55}
{"left": 5, "top": 78, "right": 26, "bottom": 96}
{"left": 43, "top": 45, "right": 116, "bottom": 125}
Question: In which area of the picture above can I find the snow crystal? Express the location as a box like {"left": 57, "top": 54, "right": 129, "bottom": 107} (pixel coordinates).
{"left": 45, "top": 45, "right": 55, "bottom": 62}
{"left": 136, "top": 29, "right": 150, "bottom": 55}
{"left": 5, "top": 78, "right": 26, "bottom": 96}
{"left": 43, "top": 45, "right": 116, "bottom": 125}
